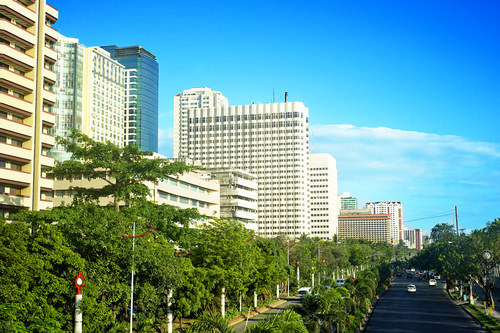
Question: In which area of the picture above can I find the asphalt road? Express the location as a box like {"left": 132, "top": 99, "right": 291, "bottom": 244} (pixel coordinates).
{"left": 365, "top": 276, "right": 487, "bottom": 333}
{"left": 231, "top": 297, "right": 301, "bottom": 333}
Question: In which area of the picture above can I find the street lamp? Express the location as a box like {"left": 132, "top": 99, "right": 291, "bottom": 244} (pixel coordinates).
{"left": 482, "top": 250, "right": 493, "bottom": 309}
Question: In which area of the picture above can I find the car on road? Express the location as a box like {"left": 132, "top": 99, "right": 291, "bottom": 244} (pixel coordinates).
{"left": 429, "top": 278, "right": 437, "bottom": 287}
{"left": 297, "top": 287, "right": 312, "bottom": 298}
{"left": 407, "top": 284, "right": 416, "bottom": 293}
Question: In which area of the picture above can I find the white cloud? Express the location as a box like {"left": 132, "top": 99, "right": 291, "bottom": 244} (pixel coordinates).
{"left": 310, "top": 124, "right": 500, "bottom": 231}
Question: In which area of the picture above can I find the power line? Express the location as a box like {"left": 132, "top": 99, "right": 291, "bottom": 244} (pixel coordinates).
{"left": 405, "top": 212, "right": 455, "bottom": 223}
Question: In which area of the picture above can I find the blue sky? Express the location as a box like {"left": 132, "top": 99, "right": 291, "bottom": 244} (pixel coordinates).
{"left": 50, "top": 0, "right": 500, "bottom": 234}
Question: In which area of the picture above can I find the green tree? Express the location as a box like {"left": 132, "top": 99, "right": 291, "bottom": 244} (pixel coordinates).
{"left": 430, "top": 223, "right": 456, "bottom": 243}
{"left": 48, "top": 129, "right": 192, "bottom": 211}
{"left": 0, "top": 219, "right": 84, "bottom": 331}
{"left": 185, "top": 311, "right": 234, "bottom": 333}
{"left": 245, "top": 309, "right": 307, "bottom": 333}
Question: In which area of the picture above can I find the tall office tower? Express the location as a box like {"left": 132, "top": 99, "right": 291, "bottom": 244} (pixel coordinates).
{"left": 0, "top": 0, "right": 58, "bottom": 217}
{"left": 101, "top": 45, "right": 159, "bottom": 152}
{"left": 50, "top": 40, "right": 125, "bottom": 162}
{"left": 173, "top": 87, "right": 228, "bottom": 158}
{"left": 309, "top": 153, "right": 339, "bottom": 240}
{"left": 365, "top": 201, "right": 404, "bottom": 244}
{"left": 340, "top": 192, "right": 357, "bottom": 210}
{"left": 174, "top": 87, "right": 310, "bottom": 237}
{"left": 50, "top": 36, "right": 84, "bottom": 162}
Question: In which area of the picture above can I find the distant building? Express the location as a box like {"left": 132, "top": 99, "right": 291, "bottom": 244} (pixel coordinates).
{"left": 0, "top": 0, "right": 59, "bottom": 216}
{"left": 102, "top": 45, "right": 159, "bottom": 152}
{"left": 310, "top": 153, "right": 339, "bottom": 240}
{"left": 365, "top": 202, "right": 404, "bottom": 244}
{"left": 208, "top": 168, "right": 258, "bottom": 232}
{"left": 338, "top": 210, "right": 392, "bottom": 243}
{"left": 51, "top": 37, "right": 125, "bottom": 161}
{"left": 173, "top": 87, "right": 310, "bottom": 237}
{"left": 339, "top": 192, "right": 357, "bottom": 210}
{"left": 404, "top": 228, "right": 423, "bottom": 250}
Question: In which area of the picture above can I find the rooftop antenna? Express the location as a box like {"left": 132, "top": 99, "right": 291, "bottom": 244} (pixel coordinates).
{"left": 285, "top": 91, "right": 288, "bottom": 103}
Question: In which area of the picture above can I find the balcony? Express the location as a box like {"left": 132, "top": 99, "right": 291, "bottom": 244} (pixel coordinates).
{"left": 0, "top": 192, "right": 28, "bottom": 208}
{"left": 41, "top": 132, "right": 54, "bottom": 148}
{"left": 0, "top": 68, "right": 33, "bottom": 94}
{"left": 40, "top": 155, "right": 53, "bottom": 168}
{"left": 39, "top": 176, "right": 53, "bottom": 190}
{"left": 0, "top": 19, "right": 35, "bottom": 49}
{"left": 0, "top": 167, "right": 31, "bottom": 185}
{"left": 0, "top": 119, "right": 31, "bottom": 138}
{"left": 0, "top": 43, "right": 34, "bottom": 70}
{"left": 235, "top": 210, "right": 258, "bottom": 221}
{"left": 42, "top": 110, "right": 55, "bottom": 125}
{"left": 42, "top": 89, "right": 55, "bottom": 105}
{"left": 45, "top": 4, "right": 58, "bottom": 23}
{"left": 0, "top": 2, "right": 36, "bottom": 28}
{"left": 0, "top": 142, "right": 31, "bottom": 161}
{"left": 44, "top": 46, "right": 56, "bottom": 63}
{"left": 0, "top": 92, "right": 32, "bottom": 114}
{"left": 45, "top": 26, "right": 58, "bottom": 43}
{"left": 43, "top": 68, "right": 56, "bottom": 84}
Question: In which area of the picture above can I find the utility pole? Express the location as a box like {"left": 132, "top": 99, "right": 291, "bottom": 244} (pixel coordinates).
{"left": 455, "top": 205, "right": 459, "bottom": 243}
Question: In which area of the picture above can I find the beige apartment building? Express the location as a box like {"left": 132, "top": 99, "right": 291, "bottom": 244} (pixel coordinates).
{"left": 53, "top": 155, "right": 221, "bottom": 218}
{"left": 338, "top": 211, "right": 392, "bottom": 243}
{"left": 0, "top": 0, "right": 58, "bottom": 217}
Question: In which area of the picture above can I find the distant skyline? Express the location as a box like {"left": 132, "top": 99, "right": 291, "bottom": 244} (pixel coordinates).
{"left": 50, "top": 0, "right": 499, "bottom": 234}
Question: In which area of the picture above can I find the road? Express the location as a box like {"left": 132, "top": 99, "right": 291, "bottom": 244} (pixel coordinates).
{"left": 230, "top": 297, "right": 301, "bottom": 333}
{"left": 365, "top": 276, "right": 487, "bottom": 333}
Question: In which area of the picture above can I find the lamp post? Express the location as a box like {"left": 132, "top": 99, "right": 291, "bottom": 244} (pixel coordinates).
{"left": 482, "top": 250, "right": 493, "bottom": 311}
{"left": 122, "top": 222, "right": 156, "bottom": 333}
{"left": 73, "top": 271, "right": 86, "bottom": 333}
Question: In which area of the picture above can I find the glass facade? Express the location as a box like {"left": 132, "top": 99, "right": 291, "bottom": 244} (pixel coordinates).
{"left": 101, "top": 45, "right": 159, "bottom": 153}
{"left": 50, "top": 38, "right": 84, "bottom": 162}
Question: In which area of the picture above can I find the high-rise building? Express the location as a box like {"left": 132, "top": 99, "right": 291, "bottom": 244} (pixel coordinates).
{"left": 404, "top": 228, "right": 422, "bottom": 250}
{"left": 310, "top": 153, "right": 339, "bottom": 240}
{"left": 173, "top": 87, "right": 310, "bottom": 237}
{"left": 51, "top": 38, "right": 125, "bottom": 162}
{"left": 339, "top": 192, "right": 357, "bottom": 210}
{"left": 0, "top": 0, "right": 59, "bottom": 217}
{"left": 338, "top": 210, "right": 392, "bottom": 243}
{"left": 101, "top": 45, "right": 159, "bottom": 153}
{"left": 365, "top": 201, "right": 404, "bottom": 244}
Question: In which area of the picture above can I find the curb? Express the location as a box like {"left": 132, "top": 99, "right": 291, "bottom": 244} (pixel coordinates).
{"left": 445, "top": 288, "right": 496, "bottom": 333}
{"left": 229, "top": 299, "right": 288, "bottom": 326}
{"left": 356, "top": 285, "right": 390, "bottom": 332}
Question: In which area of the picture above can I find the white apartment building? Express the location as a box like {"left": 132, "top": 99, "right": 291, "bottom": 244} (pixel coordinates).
{"left": 173, "top": 87, "right": 310, "bottom": 237}
{"left": 82, "top": 46, "right": 124, "bottom": 147}
{"left": 365, "top": 201, "right": 404, "bottom": 244}
{"left": 309, "top": 153, "right": 339, "bottom": 240}
{"left": 208, "top": 168, "right": 258, "bottom": 232}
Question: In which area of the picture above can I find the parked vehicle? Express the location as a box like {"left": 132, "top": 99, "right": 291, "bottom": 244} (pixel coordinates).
{"left": 297, "top": 287, "right": 312, "bottom": 298}
{"left": 407, "top": 284, "right": 416, "bottom": 293}
{"left": 336, "top": 278, "right": 346, "bottom": 287}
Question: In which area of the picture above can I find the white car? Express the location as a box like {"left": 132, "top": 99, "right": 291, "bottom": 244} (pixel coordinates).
{"left": 429, "top": 279, "right": 437, "bottom": 287}
{"left": 336, "top": 278, "right": 346, "bottom": 287}
{"left": 407, "top": 284, "right": 416, "bottom": 293}
{"left": 297, "top": 287, "right": 312, "bottom": 298}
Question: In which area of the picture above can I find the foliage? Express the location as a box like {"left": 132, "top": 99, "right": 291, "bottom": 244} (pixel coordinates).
{"left": 185, "top": 311, "right": 234, "bottom": 333}
{"left": 245, "top": 309, "right": 307, "bottom": 333}
{"left": 430, "top": 223, "right": 457, "bottom": 243}
{"left": 47, "top": 129, "right": 192, "bottom": 210}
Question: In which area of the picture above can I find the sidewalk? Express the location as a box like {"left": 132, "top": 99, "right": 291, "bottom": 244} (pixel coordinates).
{"left": 448, "top": 285, "right": 500, "bottom": 322}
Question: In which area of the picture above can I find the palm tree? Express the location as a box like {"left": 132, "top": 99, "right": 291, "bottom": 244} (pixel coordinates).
{"left": 245, "top": 309, "right": 307, "bottom": 333}
{"left": 186, "top": 311, "right": 234, "bottom": 333}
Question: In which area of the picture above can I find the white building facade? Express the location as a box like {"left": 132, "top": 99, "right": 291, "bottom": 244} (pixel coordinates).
{"left": 309, "top": 153, "right": 339, "bottom": 240}
{"left": 365, "top": 201, "right": 404, "bottom": 244}
{"left": 173, "top": 87, "right": 310, "bottom": 237}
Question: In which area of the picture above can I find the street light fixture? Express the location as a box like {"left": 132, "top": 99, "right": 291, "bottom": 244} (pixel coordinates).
{"left": 481, "top": 250, "right": 493, "bottom": 310}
